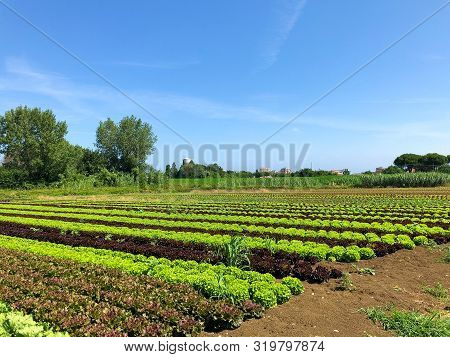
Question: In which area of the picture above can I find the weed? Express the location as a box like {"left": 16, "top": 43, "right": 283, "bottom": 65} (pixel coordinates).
{"left": 422, "top": 282, "right": 448, "bottom": 301}
{"left": 219, "top": 236, "right": 250, "bottom": 269}
{"left": 263, "top": 238, "right": 277, "bottom": 254}
{"left": 335, "top": 273, "right": 356, "bottom": 291}
{"left": 104, "top": 234, "right": 113, "bottom": 241}
{"left": 351, "top": 264, "right": 375, "bottom": 275}
{"left": 442, "top": 246, "right": 450, "bottom": 263}
{"left": 362, "top": 306, "right": 450, "bottom": 337}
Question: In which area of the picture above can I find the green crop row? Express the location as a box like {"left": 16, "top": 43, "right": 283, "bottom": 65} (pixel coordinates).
{"left": 0, "top": 234, "right": 302, "bottom": 308}
{"left": 0, "top": 215, "right": 375, "bottom": 262}
{"left": 26, "top": 200, "right": 446, "bottom": 217}
{"left": 0, "top": 208, "right": 430, "bottom": 248}
{"left": 3, "top": 204, "right": 447, "bottom": 231}
{"left": 0, "top": 302, "right": 68, "bottom": 337}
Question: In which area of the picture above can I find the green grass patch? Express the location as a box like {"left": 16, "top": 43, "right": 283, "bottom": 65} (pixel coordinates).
{"left": 422, "top": 282, "right": 448, "bottom": 301}
{"left": 363, "top": 306, "right": 450, "bottom": 337}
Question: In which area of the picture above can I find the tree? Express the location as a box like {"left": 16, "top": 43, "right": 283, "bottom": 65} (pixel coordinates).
{"left": 418, "top": 153, "right": 448, "bottom": 171}
{"left": 96, "top": 116, "right": 157, "bottom": 173}
{"left": 0, "top": 106, "right": 70, "bottom": 182}
{"left": 95, "top": 118, "right": 119, "bottom": 171}
{"left": 177, "top": 161, "right": 207, "bottom": 178}
{"left": 205, "top": 163, "right": 224, "bottom": 177}
{"left": 437, "top": 164, "right": 450, "bottom": 174}
{"left": 170, "top": 162, "right": 178, "bottom": 178}
{"left": 117, "top": 116, "right": 157, "bottom": 172}
{"left": 78, "top": 148, "right": 107, "bottom": 175}
{"left": 165, "top": 164, "right": 172, "bottom": 178}
{"left": 382, "top": 165, "right": 403, "bottom": 174}
{"left": 393, "top": 154, "right": 421, "bottom": 171}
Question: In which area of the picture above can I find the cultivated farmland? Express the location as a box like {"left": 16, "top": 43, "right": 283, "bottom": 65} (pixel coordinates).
{"left": 0, "top": 188, "right": 449, "bottom": 337}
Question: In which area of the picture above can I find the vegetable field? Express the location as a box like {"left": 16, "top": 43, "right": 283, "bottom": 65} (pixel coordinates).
{"left": 0, "top": 189, "right": 449, "bottom": 337}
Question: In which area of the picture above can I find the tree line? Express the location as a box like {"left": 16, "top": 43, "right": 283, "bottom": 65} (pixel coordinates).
{"left": 0, "top": 106, "right": 448, "bottom": 189}
{"left": 0, "top": 106, "right": 156, "bottom": 188}
{"left": 368, "top": 153, "right": 450, "bottom": 175}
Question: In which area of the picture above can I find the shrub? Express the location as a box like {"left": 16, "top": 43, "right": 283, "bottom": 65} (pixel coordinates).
{"left": 0, "top": 167, "right": 28, "bottom": 188}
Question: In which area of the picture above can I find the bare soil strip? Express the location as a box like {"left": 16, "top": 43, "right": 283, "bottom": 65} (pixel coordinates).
{"left": 205, "top": 245, "right": 450, "bottom": 337}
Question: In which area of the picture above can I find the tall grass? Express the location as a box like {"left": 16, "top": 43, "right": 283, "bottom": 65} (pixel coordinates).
{"left": 0, "top": 172, "right": 447, "bottom": 197}
{"left": 358, "top": 172, "right": 449, "bottom": 188}
{"left": 161, "top": 175, "right": 362, "bottom": 191}
{"left": 162, "top": 173, "right": 449, "bottom": 191}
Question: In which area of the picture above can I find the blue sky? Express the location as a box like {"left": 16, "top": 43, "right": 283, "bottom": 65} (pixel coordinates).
{"left": 0, "top": 0, "right": 449, "bottom": 172}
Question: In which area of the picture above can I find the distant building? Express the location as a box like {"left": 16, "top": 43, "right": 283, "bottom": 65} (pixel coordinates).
{"left": 1, "top": 154, "right": 13, "bottom": 166}
{"left": 375, "top": 167, "right": 384, "bottom": 174}
{"left": 279, "top": 168, "right": 292, "bottom": 175}
{"left": 259, "top": 167, "right": 271, "bottom": 173}
{"left": 330, "top": 169, "right": 345, "bottom": 176}
{"left": 182, "top": 158, "right": 192, "bottom": 165}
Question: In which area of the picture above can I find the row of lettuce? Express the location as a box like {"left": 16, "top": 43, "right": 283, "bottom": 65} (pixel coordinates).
{"left": 0, "top": 235, "right": 302, "bottom": 308}
{"left": 0, "top": 208, "right": 441, "bottom": 250}
{"left": 0, "top": 246, "right": 249, "bottom": 337}
{"left": 1, "top": 196, "right": 446, "bottom": 337}
{"left": 1, "top": 302, "right": 67, "bottom": 337}
{"left": 0, "top": 215, "right": 386, "bottom": 262}
{"left": 2, "top": 204, "right": 448, "bottom": 228}
{"left": 0, "top": 237, "right": 304, "bottom": 337}
{"left": 23, "top": 200, "right": 448, "bottom": 216}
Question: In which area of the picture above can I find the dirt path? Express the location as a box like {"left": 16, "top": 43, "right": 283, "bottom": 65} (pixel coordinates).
{"left": 206, "top": 245, "right": 449, "bottom": 337}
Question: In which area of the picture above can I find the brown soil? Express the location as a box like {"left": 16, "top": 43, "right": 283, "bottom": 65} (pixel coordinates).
{"left": 205, "top": 245, "right": 450, "bottom": 337}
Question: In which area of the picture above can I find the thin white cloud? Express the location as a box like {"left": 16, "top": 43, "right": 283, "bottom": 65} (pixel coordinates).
{"left": 1, "top": 57, "right": 448, "bottom": 141}
{"left": 0, "top": 57, "right": 119, "bottom": 119}
{"left": 260, "top": 0, "right": 307, "bottom": 70}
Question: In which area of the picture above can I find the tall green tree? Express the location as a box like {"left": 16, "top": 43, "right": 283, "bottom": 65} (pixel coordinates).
{"left": 418, "top": 153, "right": 448, "bottom": 171}
{"left": 95, "top": 118, "right": 120, "bottom": 171}
{"left": 0, "top": 106, "right": 70, "bottom": 182}
{"left": 170, "top": 162, "right": 178, "bottom": 178}
{"left": 393, "top": 154, "right": 421, "bottom": 171}
{"left": 164, "top": 164, "right": 171, "bottom": 178}
{"left": 382, "top": 165, "right": 404, "bottom": 174}
{"left": 95, "top": 116, "right": 157, "bottom": 173}
{"left": 78, "top": 148, "right": 107, "bottom": 175}
{"left": 117, "top": 116, "right": 157, "bottom": 172}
